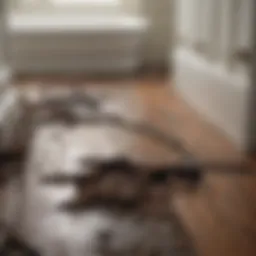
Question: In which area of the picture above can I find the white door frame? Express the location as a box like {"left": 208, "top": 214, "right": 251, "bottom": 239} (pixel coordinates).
{"left": 246, "top": 1, "right": 256, "bottom": 154}
{"left": 172, "top": 0, "right": 254, "bottom": 151}
{"left": 0, "top": 0, "right": 12, "bottom": 85}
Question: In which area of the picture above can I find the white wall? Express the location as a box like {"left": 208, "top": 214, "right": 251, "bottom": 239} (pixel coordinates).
{"left": 122, "top": 0, "right": 173, "bottom": 68}
{"left": 173, "top": 0, "right": 253, "bottom": 149}
{"left": 139, "top": 0, "right": 172, "bottom": 68}
{"left": 122, "top": 0, "right": 141, "bottom": 15}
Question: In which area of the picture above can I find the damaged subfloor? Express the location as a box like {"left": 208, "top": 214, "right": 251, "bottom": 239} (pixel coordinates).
{"left": 15, "top": 75, "right": 256, "bottom": 256}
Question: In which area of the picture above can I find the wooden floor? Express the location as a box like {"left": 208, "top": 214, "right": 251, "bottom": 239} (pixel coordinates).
{"left": 16, "top": 75, "right": 256, "bottom": 256}
{"left": 136, "top": 76, "right": 256, "bottom": 256}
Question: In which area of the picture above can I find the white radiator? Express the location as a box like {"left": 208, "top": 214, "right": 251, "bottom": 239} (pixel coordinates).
{"left": 8, "top": 14, "right": 148, "bottom": 75}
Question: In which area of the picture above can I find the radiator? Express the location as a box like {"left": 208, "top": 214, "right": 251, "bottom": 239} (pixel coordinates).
{"left": 8, "top": 14, "right": 148, "bottom": 75}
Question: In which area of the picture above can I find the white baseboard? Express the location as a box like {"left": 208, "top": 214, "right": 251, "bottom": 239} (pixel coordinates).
{"left": 173, "top": 47, "right": 250, "bottom": 149}
{"left": 8, "top": 14, "right": 148, "bottom": 75}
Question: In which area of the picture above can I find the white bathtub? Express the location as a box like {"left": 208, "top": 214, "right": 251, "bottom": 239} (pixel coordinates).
{"left": 8, "top": 14, "right": 148, "bottom": 74}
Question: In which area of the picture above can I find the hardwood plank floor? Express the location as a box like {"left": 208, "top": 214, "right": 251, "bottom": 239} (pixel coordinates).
{"left": 15, "top": 75, "right": 256, "bottom": 256}
{"left": 135, "top": 77, "right": 256, "bottom": 256}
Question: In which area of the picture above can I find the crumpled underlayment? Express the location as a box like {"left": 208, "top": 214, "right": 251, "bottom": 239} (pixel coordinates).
{"left": 19, "top": 85, "right": 144, "bottom": 122}
{"left": 2, "top": 85, "right": 195, "bottom": 256}
{"left": 15, "top": 86, "right": 147, "bottom": 255}
{"left": 20, "top": 124, "right": 188, "bottom": 256}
